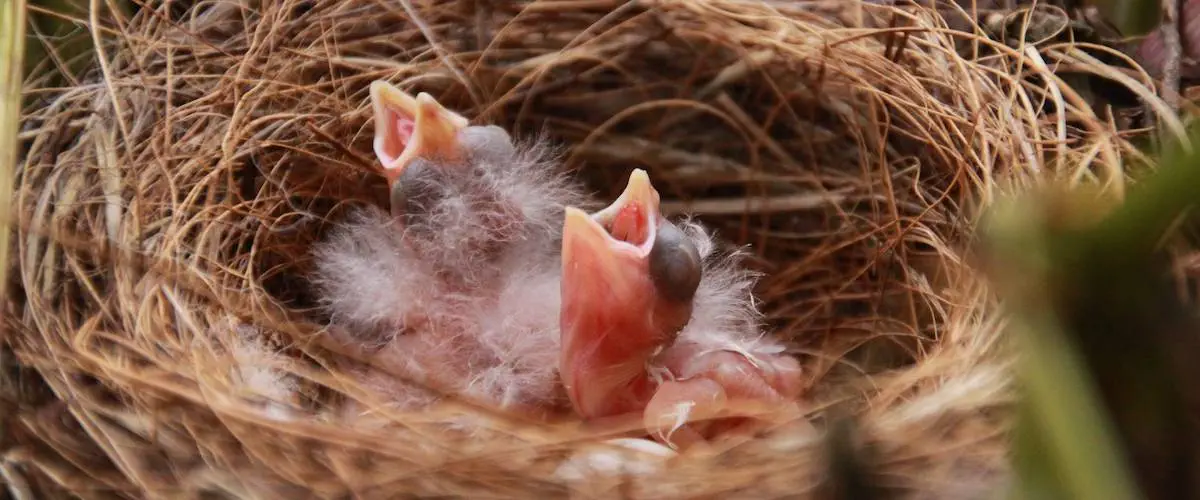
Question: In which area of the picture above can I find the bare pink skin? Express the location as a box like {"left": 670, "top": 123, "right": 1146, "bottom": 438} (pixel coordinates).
{"left": 559, "top": 171, "right": 686, "bottom": 419}
{"left": 644, "top": 341, "right": 805, "bottom": 446}
{"left": 559, "top": 170, "right": 806, "bottom": 449}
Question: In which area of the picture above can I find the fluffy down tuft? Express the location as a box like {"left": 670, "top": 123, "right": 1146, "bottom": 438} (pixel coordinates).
{"left": 310, "top": 206, "right": 433, "bottom": 343}
{"left": 672, "top": 218, "right": 777, "bottom": 352}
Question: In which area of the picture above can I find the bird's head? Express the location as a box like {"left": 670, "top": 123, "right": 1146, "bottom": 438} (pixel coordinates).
{"left": 370, "top": 80, "right": 471, "bottom": 180}
{"left": 369, "top": 81, "right": 520, "bottom": 219}
{"left": 559, "top": 169, "right": 703, "bottom": 419}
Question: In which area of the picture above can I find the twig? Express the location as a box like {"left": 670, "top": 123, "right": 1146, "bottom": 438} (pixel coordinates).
{"left": 0, "top": 455, "right": 36, "bottom": 500}
{"left": 1160, "top": 0, "right": 1183, "bottom": 114}
{"left": 0, "top": 0, "right": 25, "bottom": 313}
{"left": 659, "top": 192, "right": 847, "bottom": 216}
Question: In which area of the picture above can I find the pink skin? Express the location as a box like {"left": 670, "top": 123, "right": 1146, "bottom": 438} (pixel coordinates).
{"left": 645, "top": 342, "right": 805, "bottom": 447}
{"left": 559, "top": 171, "right": 680, "bottom": 419}
{"left": 559, "top": 170, "right": 804, "bottom": 448}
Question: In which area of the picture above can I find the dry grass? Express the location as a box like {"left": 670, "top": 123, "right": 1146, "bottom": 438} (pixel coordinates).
{"left": 2, "top": 0, "right": 1171, "bottom": 498}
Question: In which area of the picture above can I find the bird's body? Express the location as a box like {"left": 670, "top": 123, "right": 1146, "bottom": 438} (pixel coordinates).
{"left": 666, "top": 219, "right": 804, "bottom": 416}
{"left": 558, "top": 176, "right": 804, "bottom": 448}
{"left": 642, "top": 220, "right": 805, "bottom": 444}
{"left": 309, "top": 81, "right": 806, "bottom": 447}
{"left": 319, "top": 232, "right": 569, "bottom": 417}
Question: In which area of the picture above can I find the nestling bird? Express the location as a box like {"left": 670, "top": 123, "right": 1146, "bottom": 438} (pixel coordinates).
{"left": 310, "top": 81, "right": 807, "bottom": 448}
{"left": 310, "top": 81, "right": 586, "bottom": 418}
{"left": 559, "top": 170, "right": 806, "bottom": 448}
{"left": 365, "top": 80, "right": 583, "bottom": 288}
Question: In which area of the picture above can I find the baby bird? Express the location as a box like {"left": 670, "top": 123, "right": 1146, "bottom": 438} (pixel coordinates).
{"left": 559, "top": 170, "right": 806, "bottom": 449}
{"left": 366, "top": 80, "right": 582, "bottom": 287}
{"left": 311, "top": 81, "right": 586, "bottom": 418}
{"left": 312, "top": 82, "right": 805, "bottom": 449}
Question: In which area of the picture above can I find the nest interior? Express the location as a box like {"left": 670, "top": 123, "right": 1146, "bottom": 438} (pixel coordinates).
{"left": 3, "top": 0, "right": 1155, "bottom": 498}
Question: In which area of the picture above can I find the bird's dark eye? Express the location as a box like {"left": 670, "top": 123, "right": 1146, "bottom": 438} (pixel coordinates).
{"left": 649, "top": 221, "right": 702, "bottom": 303}
{"left": 390, "top": 158, "right": 445, "bottom": 222}
{"left": 459, "top": 125, "right": 516, "bottom": 163}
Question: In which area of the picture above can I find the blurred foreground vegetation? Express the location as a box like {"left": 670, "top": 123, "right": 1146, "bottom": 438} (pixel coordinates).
{"left": 981, "top": 2, "right": 1200, "bottom": 499}
{"left": 984, "top": 125, "right": 1200, "bottom": 500}
{"left": 22, "top": 0, "right": 131, "bottom": 86}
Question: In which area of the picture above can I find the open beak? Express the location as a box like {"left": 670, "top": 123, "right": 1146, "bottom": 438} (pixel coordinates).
{"left": 560, "top": 169, "right": 687, "bottom": 419}
{"left": 561, "top": 169, "right": 660, "bottom": 288}
{"left": 369, "top": 80, "right": 470, "bottom": 183}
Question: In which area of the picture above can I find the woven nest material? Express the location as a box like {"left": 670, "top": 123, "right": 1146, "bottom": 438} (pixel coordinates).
{"left": 4, "top": 0, "right": 1159, "bottom": 498}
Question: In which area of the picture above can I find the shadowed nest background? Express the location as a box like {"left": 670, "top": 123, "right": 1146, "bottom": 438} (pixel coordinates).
{"left": 2, "top": 0, "right": 1159, "bottom": 498}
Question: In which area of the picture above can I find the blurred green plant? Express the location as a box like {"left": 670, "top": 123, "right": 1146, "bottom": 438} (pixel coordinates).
{"left": 23, "top": 0, "right": 134, "bottom": 86}
{"left": 1090, "top": 0, "right": 1163, "bottom": 36}
{"left": 982, "top": 121, "right": 1200, "bottom": 499}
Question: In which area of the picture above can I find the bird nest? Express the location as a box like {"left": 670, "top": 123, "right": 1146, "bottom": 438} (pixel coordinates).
{"left": 4, "top": 0, "right": 1156, "bottom": 498}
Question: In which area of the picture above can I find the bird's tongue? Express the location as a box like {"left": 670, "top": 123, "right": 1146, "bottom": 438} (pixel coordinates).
{"left": 597, "top": 168, "right": 659, "bottom": 250}
{"left": 374, "top": 111, "right": 417, "bottom": 169}
{"left": 392, "top": 116, "right": 416, "bottom": 149}
{"left": 607, "top": 202, "right": 651, "bottom": 247}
